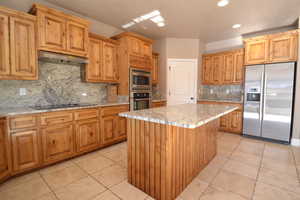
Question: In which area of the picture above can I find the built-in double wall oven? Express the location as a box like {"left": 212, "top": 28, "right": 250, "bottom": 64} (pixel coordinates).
{"left": 130, "top": 68, "right": 152, "bottom": 111}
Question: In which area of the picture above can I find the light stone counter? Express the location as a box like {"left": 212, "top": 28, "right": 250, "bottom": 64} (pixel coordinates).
{"left": 0, "top": 102, "right": 129, "bottom": 117}
{"left": 151, "top": 99, "right": 167, "bottom": 103}
{"left": 197, "top": 98, "right": 243, "bottom": 104}
{"left": 119, "top": 103, "right": 238, "bottom": 129}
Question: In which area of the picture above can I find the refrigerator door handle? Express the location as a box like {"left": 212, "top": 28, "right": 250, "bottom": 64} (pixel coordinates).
{"left": 259, "top": 70, "right": 265, "bottom": 129}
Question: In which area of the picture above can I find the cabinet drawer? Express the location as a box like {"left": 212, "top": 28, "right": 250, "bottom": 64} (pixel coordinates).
{"left": 101, "top": 105, "right": 129, "bottom": 116}
{"left": 41, "top": 111, "right": 73, "bottom": 126}
{"left": 74, "top": 109, "right": 99, "bottom": 121}
{"left": 10, "top": 115, "right": 37, "bottom": 130}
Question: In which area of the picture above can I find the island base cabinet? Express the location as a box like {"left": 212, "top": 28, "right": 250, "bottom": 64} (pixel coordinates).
{"left": 126, "top": 118, "right": 218, "bottom": 200}
{"left": 41, "top": 123, "right": 75, "bottom": 165}
{"left": 11, "top": 130, "right": 40, "bottom": 174}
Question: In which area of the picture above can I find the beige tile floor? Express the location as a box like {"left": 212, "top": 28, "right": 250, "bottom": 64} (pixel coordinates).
{"left": 1, "top": 132, "right": 300, "bottom": 200}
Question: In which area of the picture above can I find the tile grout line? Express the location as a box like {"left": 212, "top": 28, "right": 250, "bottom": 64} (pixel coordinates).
{"left": 38, "top": 171, "right": 61, "bottom": 200}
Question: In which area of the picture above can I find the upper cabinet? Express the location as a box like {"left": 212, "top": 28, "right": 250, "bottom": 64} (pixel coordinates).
{"left": 0, "top": 7, "right": 38, "bottom": 80}
{"left": 152, "top": 52, "right": 159, "bottom": 84}
{"left": 111, "top": 32, "right": 154, "bottom": 95}
{"left": 85, "top": 33, "right": 119, "bottom": 83}
{"left": 202, "top": 48, "right": 244, "bottom": 85}
{"left": 244, "top": 30, "right": 298, "bottom": 65}
{"left": 30, "top": 4, "right": 89, "bottom": 58}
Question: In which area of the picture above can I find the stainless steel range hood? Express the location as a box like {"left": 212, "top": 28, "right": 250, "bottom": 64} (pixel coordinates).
{"left": 38, "top": 51, "right": 88, "bottom": 65}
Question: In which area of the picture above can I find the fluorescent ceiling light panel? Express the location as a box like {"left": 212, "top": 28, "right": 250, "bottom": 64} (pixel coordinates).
{"left": 141, "top": 10, "right": 160, "bottom": 20}
{"left": 150, "top": 15, "right": 164, "bottom": 23}
{"left": 218, "top": 0, "right": 229, "bottom": 7}
{"left": 157, "top": 22, "right": 165, "bottom": 27}
{"left": 232, "top": 24, "right": 241, "bottom": 29}
{"left": 122, "top": 21, "right": 135, "bottom": 29}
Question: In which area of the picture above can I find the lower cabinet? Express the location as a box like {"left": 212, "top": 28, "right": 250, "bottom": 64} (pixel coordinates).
{"left": 41, "top": 123, "right": 75, "bottom": 165}
{"left": 219, "top": 110, "right": 243, "bottom": 134}
{"left": 152, "top": 101, "right": 167, "bottom": 108}
{"left": 117, "top": 117, "right": 127, "bottom": 138}
{"left": 11, "top": 130, "right": 40, "bottom": 173}
{"left": 0, "top": 119, "right": 10, "bottom": 181}
{"left": 75, "top": 119, "right": 100, "bottom": 153}
{"left": 101, "top": 115, "right": 117, "bottom": 144}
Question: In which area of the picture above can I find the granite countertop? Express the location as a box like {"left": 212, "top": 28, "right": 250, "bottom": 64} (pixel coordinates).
{"left": 0, "top": 101, "right": 129, "bottom": 117}
{"left": 119, "top": 104, "right": 238, "bottom": 129}
{"left": 197, "top": 98, "right": 243, "bottom": 104}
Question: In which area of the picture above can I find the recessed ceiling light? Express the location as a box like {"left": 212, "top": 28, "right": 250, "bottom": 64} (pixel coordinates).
{"left": 232, "top": 24, "right": 241, "bottom": 29}
{"left": 157, "top": 22, "right": 165, "bottom": 27}
{"left": 217, "top": 0, "right": 229, "bottom": 7}
{"left": 141, "top": 10, "right": 160, "bottom": 20}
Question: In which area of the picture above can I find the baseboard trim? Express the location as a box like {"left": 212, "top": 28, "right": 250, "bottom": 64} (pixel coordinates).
{"left": 291, "top": 138, "right": 300, "bottom": 146}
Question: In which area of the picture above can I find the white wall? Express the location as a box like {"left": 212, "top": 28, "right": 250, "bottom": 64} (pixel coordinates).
{"left": 205, "top": 37, "right": 243, "bottom": 53}
{"left": 0, "top": 0, "right": 122, "bottom": 37}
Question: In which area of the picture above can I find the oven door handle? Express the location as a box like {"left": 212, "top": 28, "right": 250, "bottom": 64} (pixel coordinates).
{"left": 134, "top": 98, "right": 151, "bottom": 101}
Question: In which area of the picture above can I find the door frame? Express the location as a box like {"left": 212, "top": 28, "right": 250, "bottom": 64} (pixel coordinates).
{"left": 167, "top": 58, "right": 198, "bottom": 105}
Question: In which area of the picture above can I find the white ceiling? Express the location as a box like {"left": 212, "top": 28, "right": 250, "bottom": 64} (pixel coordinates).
{"left": 44, "top": 0, "right": 300, "bottom": 42}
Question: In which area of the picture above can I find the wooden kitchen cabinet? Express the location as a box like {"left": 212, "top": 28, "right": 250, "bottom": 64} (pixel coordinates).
{"left": 86, "top": 33, "right": 119, "bottom": 83}
{"left": 0, "top": 7, "right": 38, "bottom": 80}
{"left": 11, "top": 130, "right": 40, "bottom": 173}
{"left": 152, "top": 52, "right": 159, "bottom": 84}
{"left": 30, "top": 4, "right": 89, "bottom": 57}
{"left": 41, "top": 123, "right": 75, "bottom": 164}
{"left": 100, "top": 105, "right": 129, "bottom": 145}
{"left": 152, "top": 101, "right": 167, "bottom": 108}
{"left": 202, "top": 48, "right": 244, "bottom": 85}
{"left": 244, "top": 30, "right": 298, "bottom": 65}
{"left": 198, "top": 101, "right": 243, "bottom": 134}
{"left": 75, "top": 119, "right": 100, "bottom": 153}
{"left": 0, "top": 119, "right": 10, "bottom": 181}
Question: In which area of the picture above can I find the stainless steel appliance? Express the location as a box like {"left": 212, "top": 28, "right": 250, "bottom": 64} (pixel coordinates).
{"left": 243, "top": 62, "right": 295, "bottom": 143}
{"left": 130, "top": 68, "right": 152, "bottom": 110}
{"left": 130, "top": 68, "right": 151, "bottom": 91}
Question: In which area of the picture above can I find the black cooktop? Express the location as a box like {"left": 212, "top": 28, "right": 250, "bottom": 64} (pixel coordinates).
{"left": 31, "top": 103, "right": 95, "bottom": 110}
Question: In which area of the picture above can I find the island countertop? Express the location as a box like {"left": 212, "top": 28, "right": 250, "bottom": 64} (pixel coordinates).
{"left": 119, "top": 103, "right": 239, "bottom": 128}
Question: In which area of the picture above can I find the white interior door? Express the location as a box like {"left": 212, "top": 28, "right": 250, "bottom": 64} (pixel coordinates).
{"left": 167, "top": 59, "right": 198, "bottom": 105}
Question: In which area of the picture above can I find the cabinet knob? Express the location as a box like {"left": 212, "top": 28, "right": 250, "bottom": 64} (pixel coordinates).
{"left": 52, "top": 140, "right": 56, "bottom": 145}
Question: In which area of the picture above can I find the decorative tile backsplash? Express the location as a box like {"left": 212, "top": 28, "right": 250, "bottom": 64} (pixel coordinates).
{"left": 0, "top": 62, "right": 115, "bottom": 107}
{"left": 198, "top": 85, "right": 243, "bottom": 101}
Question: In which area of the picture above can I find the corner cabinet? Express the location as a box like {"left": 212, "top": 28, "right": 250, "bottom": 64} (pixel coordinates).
{"left": 0, "top": 7, "right": 38, "bottom": 80}
{"left": 85, "top": 33, "right": 119, "bottom": 83}
{"left": 30, "top": 4, "right": 89, "bottom": 58}
{"left": 202, "top": 48, "right": 244, "bottom": 85}
{"left": 244, "top": 30, "right": 298, "bottom": 65}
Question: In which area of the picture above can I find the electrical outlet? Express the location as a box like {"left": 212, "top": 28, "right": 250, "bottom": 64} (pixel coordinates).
{"left": 226, "top": 89, "right": 230, "bottom": 94}
{"left": 210, "top": 89, "right": 214, "bottom": 94}
{"left": 19, "top": 88, "right": 27, "bottom": 96}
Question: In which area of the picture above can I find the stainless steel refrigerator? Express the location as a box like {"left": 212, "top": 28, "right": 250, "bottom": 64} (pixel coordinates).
{"left": 243, "top": 62, "right": 295, "bottom": 143}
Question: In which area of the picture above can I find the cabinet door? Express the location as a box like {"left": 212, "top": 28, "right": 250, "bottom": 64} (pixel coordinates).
{"left": 101, "top": 115, "right": 117, "bottom": 144}
{"left": 129, "top": 37, "right": 142, "bottom": 56}
{"left": 0, "top": 14, "right": 10, "bottom": 77}
{"left": 0, "top": 119, "right": 10, "bottom": 180}
{"left": 202, "top": 56, "right": 212, "bottom": 84}
{"left": 142, "top": 42, "right": 152, "bottom": 58}
{"left": 10, "top": 17, "right": 37, "bottom": 80}
{"left": 11, "top": 130, "right": 40, "bottom": 173}
{"left": 244, "top": 38, "right": 268, "bottom": 65}
{"left": 152, "top": 54, "right": 159, "bottom": 84}
{"left": 116, "top": 117, "right": 127, "bottom": 139}
{"left": 76, "top": 119, "right": 100, "bottom": 153}
{"left": 102, "top": 42, "right": 118, "bottom": 81}
{"left": 219, "top": 115, "right": 229, "bottom": 131}
{"left": 222, "top": 53, "right": 234, "bottom": 84}
{"left": 42, "top": 123, "right": 74, "bottom": 164}
{"left": 66, "top": 20, "right": 88, "bottom": 56}
{"left": 86, "top": 38, "right": 102, "bottom": 82}
{"left": 269, "top": 33, "right": 298, "bottom": 63}
{"left": 230, "top": 111, "right": 242, "bottom": 134}
{"left": 212, "top": 55, "right": 223, "bottom": 84}
{"left": 38, "top": 12, "right": 66, "bottom": 51}
{"left": 233, "top": 50, "right": 244, "bottom": 83}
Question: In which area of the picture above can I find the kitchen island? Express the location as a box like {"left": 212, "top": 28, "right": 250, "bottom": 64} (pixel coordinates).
{"left": 119, "top": 104, "right": 238, "bottom": 200}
